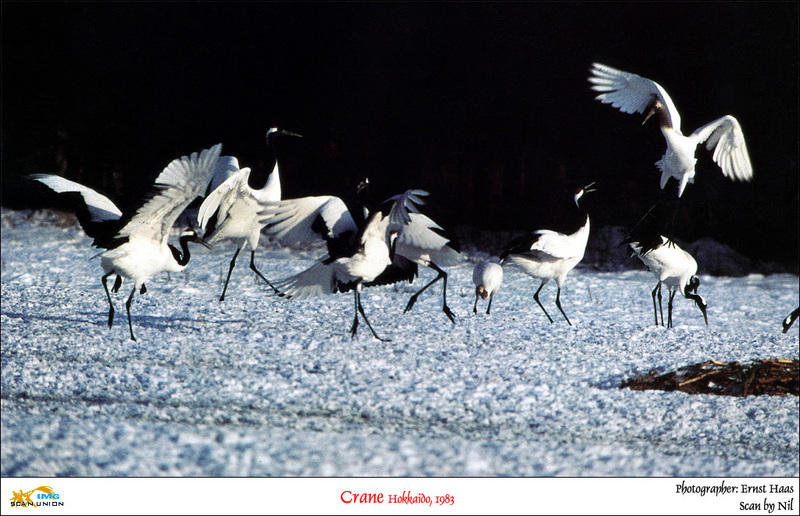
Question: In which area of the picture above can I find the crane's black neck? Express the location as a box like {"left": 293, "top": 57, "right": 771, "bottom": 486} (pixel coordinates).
{"left": 560, "top": 192, "right": 589, "bottom": 236}
{"left": 248, "top": 136, "right": 280, "bottom": 191}
{"left": 352, "top": 180, "right": 372, "bottom": 230}
{"left": 169, "top": 233, "right": 195, "bottom": 266}
{"left": 683, "top": 277, "right": 708, "bottom": 325}
{"left": 320, "top": 180, "right": 372, "bottom": 262}
{"left": 254, "top": 128, "right": 289, "bottom": 190}
{"left": 685, "top": 291, "right": 708, "bottom": 325}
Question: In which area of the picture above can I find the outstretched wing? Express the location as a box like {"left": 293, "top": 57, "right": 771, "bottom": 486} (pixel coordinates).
{"left": 29, "top": 174, "right": 123, "bottom": 244}
{"left": 377, "top": 189, "right": 462, "bottom": 266}
{"left": 117, "top": 143, "right": 222, "bottom": 245}
{"left": 197, "top": 167, "right": 253, "bottom": 236}
{"left": 271, "top": 260, "right": 338, "bottom": 299}
{"left": 29, "top": 174, "right": 122, "bottom": 223}
{"left": 205, "top": 155, "right": 241, "bottom": 197}
{"left": 361, "top": 254, "right": 418, "bottom": 290}
{"left": 260, "top": 195, "right": 357, "bottom": 244}
{"left": 692, "top": 115, "right": 753, "bottom": 182}
{"left": 395, "top": 212, "right": 462, "bottom": 266}
{"left": 378, "top": 188, "right": 428, "bottom": 227}
{"left": 589, "top": 62, "right": 681, "bottom": 131}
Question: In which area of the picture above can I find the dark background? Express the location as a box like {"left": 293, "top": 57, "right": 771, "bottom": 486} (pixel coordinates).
{"left": 3, "top": 2, "right": 798, "bottom": 269}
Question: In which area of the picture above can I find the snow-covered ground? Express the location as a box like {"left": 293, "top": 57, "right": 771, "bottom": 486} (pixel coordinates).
{"left": 2, "top": 209, "right": 798, "bottom": 477}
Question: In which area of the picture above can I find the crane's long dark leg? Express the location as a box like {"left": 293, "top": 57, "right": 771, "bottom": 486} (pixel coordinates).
{"left": 355, "top": 289, "right": 391, "bottom": 342}
{"left": 112, "top": 275, "right": 123, "bottom": 293}
{"left": 486, "top": 293, "right": 495, "bottom": 315}
{"left": 404, "top": 264, "right": 455, "bottom": 323}
{"left": 473, "top": 294, "right": 479, "bottom": 314}
{"left": 438, "top": 266, "right": 455, "bottom": 323}
{"left": 350, "top": 289, "right": 360, "bottom": 338}
{"left": 249, "top": 250, "right": 278, "bottom": 293}
{"left": 667, "top": 290, "right": 677, "bottom": 329}
{"left": 125, "top": 286, "right": 137, "bottom": 341}
{"left": 651, "top": 282, "right": 663, "bottom": 327}
{"left": 404, "top": 276, "right": 441, "bottom": 314}
{"left": 534, "top": 283, "right": 554, "bottom": 323}
{"left": 219, "top": 247, "right": 241, "bottom": 301}
{"left": 555, "top": 285, "right": 572, "bottom": 326}
{"left": 102, "top": 272, "right": 116, "bottom": 328}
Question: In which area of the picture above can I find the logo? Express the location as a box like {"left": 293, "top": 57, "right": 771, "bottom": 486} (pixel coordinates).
{"left": 9, "top": 486, "right": 63, "bottom": 508}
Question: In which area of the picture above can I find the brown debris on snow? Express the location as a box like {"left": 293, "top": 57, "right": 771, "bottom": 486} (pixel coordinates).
{"left": 621, "top": 359, "right": 799, "bottom": 397}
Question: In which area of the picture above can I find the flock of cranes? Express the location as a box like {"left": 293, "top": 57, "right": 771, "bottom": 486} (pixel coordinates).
{"left": 28, "top": 63, "right": 798, "bottom": 340}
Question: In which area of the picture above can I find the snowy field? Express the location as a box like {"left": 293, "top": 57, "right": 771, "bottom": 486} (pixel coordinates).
{"left": 1, "top": 209, "right": 798, "bottom": 477}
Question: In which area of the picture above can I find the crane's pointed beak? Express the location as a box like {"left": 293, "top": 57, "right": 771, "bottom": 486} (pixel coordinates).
{"left": 192, "top": 233, "right": 213, "bottom": 249}
{"left": 688, "top": 293, "right": 708, "bottom": 326}
{"left": 643, "top": 104, "right": 657, "bottom": 125}
{"left": 267, "top": 127, "right": 303, "bottom": 144}
{"left": 279, "top": 128, "right": 303, "bottom": 138}
{"left": 698, "top": 300, "right": 708, "bottom": 326}
{"left": 267, "top": 127, "right": 303, "bottom": 141}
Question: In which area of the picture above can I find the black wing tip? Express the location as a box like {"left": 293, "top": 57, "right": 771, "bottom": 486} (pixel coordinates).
{"left": 500, "top": 233, "right": 541, "bottom": 262}
{"left": 427, "top": 225, "right": 462, "bottom": 253}
{"left": 202, "top": 208, "right": 222, "bottom": 239}
{"left": 623, "top": 214, "right": 665, "bottom": 255}
{"left": 363, "top": 258, "right": 418, "bottom": 288}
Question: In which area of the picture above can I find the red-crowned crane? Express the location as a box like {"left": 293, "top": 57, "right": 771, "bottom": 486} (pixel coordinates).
{"left": 500, "top": 183, "right": 595, "bottom": 325}
{"left": 197, "top": 127, "right": 301, "bottom": 300}
{"left": 472, "top": 260, "right": 504, "bottom": 315}
{"left": 589, "top": 62, "right": 753, "bottom": 198}
{"left": 624, "top": 222, "right": 709, "bottom": 328}
{"left": 30, "top": 144, "right": 222, "bottom": 340}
